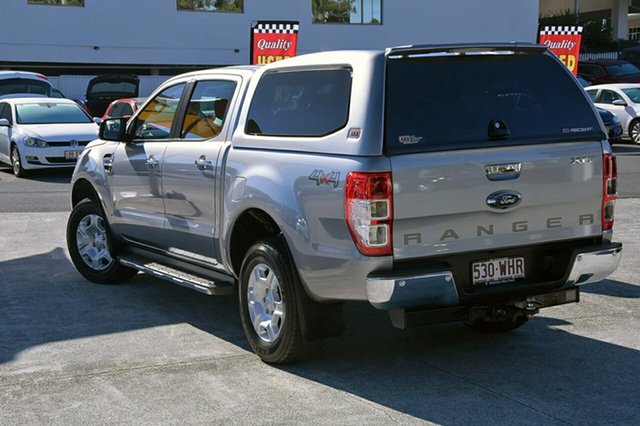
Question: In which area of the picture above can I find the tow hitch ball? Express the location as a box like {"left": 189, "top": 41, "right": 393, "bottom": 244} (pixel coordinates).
{"left": 513, "top": 296, "right": 543, "bottom": 319}
{"left": 471, "top": 297, "right": 543, "bottom": 322}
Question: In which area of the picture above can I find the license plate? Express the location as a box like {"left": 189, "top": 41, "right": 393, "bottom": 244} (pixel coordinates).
{"left": 64, "top": 150, "right": 82, "bottom": 160}
{"left": 472, "top": 257, "right": 525, "bottom": 285}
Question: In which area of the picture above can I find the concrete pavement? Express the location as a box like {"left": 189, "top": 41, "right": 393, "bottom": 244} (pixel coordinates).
{"left": 1, "top": 201, "right": 639, "bottom": 425}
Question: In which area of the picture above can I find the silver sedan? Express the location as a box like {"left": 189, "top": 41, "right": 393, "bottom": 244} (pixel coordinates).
{"left": 585, "top": 83, "right": 640, "bottom": 144}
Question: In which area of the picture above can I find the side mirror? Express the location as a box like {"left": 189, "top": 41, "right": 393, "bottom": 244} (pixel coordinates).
{"left": 0, "top": 118, "right": 10, "bottom": 127}
{"left": 612, "top": 99, "right": 627, "bottom": 106}
{"left": 99, "top": 117, "right": 129, "bottom": 142}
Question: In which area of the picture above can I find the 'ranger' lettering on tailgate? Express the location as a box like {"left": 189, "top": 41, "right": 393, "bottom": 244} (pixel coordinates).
{"left": 403, "top": 214, "right": 595, "bottom": 244}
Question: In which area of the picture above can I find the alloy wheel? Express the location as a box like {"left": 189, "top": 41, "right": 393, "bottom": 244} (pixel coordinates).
{"left": 246, "top": 263, "right": 285, "bottom": 343}
{"left": 11, "top": 147, "right": 21, "bottom": 176}
{"left": 76, "top": 213, "right": 114, "bottom": 271}
{"left": 632, "top": 121, "right": 640, "bottom": 144}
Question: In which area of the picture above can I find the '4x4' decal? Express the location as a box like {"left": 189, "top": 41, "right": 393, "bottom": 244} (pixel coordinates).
{"left": 308, "top": 169, "right": 340, "bottom": 188}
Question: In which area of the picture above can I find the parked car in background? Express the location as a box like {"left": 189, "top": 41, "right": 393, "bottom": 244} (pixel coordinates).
{"left": 620, "top": 46, "right": 640, "bottom": 68}
{"left": 578, "top": 60, "right": 640, "bottom": 85}
{"left": 585, "top": 83, "right": 640, "bottom": 144}
{"left": 86, "top": 74, "right": 139, "bottom": 117}
{"left": 101, "top": 97, "right": 147, "bottom": 120}
{"left": 597, "top": 106, "right": 623, "bottom": 143}
{"left": 0, "top": 71, "right": 52, "bottom": 99}
{"left": 0, "top": 98, "right": 99, "bottom": 177}
{"left": 576, "top": 76, "right": 623, "bottom": 143}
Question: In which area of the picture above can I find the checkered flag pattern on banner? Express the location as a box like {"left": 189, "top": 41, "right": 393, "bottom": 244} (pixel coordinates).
{"left": 254, "top": 23, "right": 299, "bottom": 34}
{"left": 539, "top": 26, "right": 583, "bottom": 36}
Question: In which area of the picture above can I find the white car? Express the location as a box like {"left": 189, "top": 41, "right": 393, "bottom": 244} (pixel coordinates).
{"left": 0, "top": 71, "right": 52, "bottom": 99}
{"left": 584, "top": 83, "right": 640, "bottom": 144}
{"left": 0, "top": 98, "right": 99, "bottom": 177}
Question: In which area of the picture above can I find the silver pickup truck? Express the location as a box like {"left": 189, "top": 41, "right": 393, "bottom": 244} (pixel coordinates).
{"left": 67, "top": 43, "right": 622, "bottom": 364}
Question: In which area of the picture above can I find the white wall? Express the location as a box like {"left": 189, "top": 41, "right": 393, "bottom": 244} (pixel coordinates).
{"left": 0, "top": 0, "right": 539, "bottom": 66}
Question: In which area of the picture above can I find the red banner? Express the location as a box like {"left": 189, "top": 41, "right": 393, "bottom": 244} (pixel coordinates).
{"left": 539, "top": 26, "right": 583, "bottom": 76}
{"left": 251, "top": 21, "right": 299, "bottom": 65}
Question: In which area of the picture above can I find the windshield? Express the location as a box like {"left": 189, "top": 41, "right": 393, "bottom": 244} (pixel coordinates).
{"left": 16, "top": 102, "right": 93, "bottom": 124}
{"left": 622, "top": 87, "right": 640, "bottom": 103}
{"left": 385, "top": 53, "right": 602, "bottom": 154}
{"left": 0, "top": 78, "right": 52, "bottom": 97}
{"left": 605, "top": 63, "right": 640, "bottom": 76}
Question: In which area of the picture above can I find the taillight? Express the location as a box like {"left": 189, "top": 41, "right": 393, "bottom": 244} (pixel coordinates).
{"left": 345, "top": 172, "right": 393, "bottom": 256}
{"left": 602, "top": 153, "right": 617, "bottom": 231}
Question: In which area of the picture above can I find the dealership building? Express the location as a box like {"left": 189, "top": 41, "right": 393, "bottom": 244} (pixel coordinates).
{"left": 1, "top": 0, "right": 539, "bottom": 97}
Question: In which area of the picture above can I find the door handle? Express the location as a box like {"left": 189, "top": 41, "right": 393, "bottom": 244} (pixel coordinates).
{"left": 195, "top": 155, "right": 213, "bottom": 170}
{"left": 145, "top": 155, "right": 160, "bottom": 167}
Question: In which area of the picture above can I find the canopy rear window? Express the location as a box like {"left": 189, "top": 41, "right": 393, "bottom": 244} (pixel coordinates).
{"left": 385, "top": 53, "right": 603, "bottom": 154}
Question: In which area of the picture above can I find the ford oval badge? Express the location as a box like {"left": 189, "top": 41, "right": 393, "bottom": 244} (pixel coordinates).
{"left": 486, "top": 190, "right": 522, "bottom": 209}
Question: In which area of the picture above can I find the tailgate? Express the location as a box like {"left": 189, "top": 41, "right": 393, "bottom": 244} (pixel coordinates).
{"left": 391, "top": 142, "right": 604, "bottom": 260}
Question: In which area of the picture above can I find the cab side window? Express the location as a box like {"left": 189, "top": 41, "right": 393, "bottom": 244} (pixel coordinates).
{"left": 180, "top": 80, "right": 236, "bottom": 140}
{"left": 132, "top": 83, "right": 186, "bottom": 140}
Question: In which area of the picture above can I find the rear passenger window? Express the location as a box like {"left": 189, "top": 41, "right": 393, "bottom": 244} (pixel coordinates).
{"left": 181, "top": 80, "right": 236, "bottom": 140}
{"left": 246, "top": 68, "right": 351, "bottom": 137}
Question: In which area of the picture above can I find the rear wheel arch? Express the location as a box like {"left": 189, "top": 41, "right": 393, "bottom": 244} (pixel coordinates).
{"left": 228, "top": 208, "right": 282, "bottom": 278}
{"left": 228, "top": 208, "right": 346, "bottom": 345}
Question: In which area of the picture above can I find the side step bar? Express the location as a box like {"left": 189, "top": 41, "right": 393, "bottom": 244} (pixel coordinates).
{"left": 119, "top": 254, "right": 234, "bottom": 296}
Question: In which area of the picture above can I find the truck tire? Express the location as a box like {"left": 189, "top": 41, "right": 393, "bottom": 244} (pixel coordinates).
{"left": 67, "top": 199, "right": 137, "bottom": 284}
{"left": 465, "top": 312, "right": 528, "bottom": 333}
{"left": 238, "top": 238, "right": 321, "bottom": 364}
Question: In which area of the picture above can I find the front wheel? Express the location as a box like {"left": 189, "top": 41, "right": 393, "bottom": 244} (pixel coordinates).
{"left": 238, "top": 238, "right": 321, "bottom": 364}
{"left": 66, "top": 199, "right": 137, "bottom": 284}
{"left": 11, "top": 145, "right": 27, "bottom": 178}
{"left": 629, "top": 119, "right": 640, "bottom": 144}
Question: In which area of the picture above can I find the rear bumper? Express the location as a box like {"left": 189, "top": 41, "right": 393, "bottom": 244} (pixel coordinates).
{"left": 367, "top": 241, "right": 622, "bottom": 310}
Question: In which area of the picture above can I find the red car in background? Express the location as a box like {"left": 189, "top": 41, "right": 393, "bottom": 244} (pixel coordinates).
{"left": 101, "top": 97, "right": 147, "bottom": 120}
{"left": 578, "top": 59, "right": 640, "bottom": 85}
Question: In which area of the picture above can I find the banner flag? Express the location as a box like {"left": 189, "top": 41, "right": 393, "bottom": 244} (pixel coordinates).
{"left": 251, "top": 21, "right": 299, "bottom": 65}
{"left": 539, "top": 26, "right": 583, "bottom": 76}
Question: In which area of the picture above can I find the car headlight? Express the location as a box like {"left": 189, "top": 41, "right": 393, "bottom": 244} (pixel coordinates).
{"left": 611, "top": 115, "right": 621, "bottom": 125}
{"left": 24, "top": 137, "right": 49, "bottom": 147}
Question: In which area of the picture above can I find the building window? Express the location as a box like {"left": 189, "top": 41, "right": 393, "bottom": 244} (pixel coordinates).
{"left": 28, "top": 0, "right": 84, "bottom": 6}
{"left": 177, "top": 0, "right": 243, "bottom": 13}
{"left": 312, "top": 0, "right": 382, "bottom": 24}
{"left": 629, "top": 27, "right": 640, "bottom": 41}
